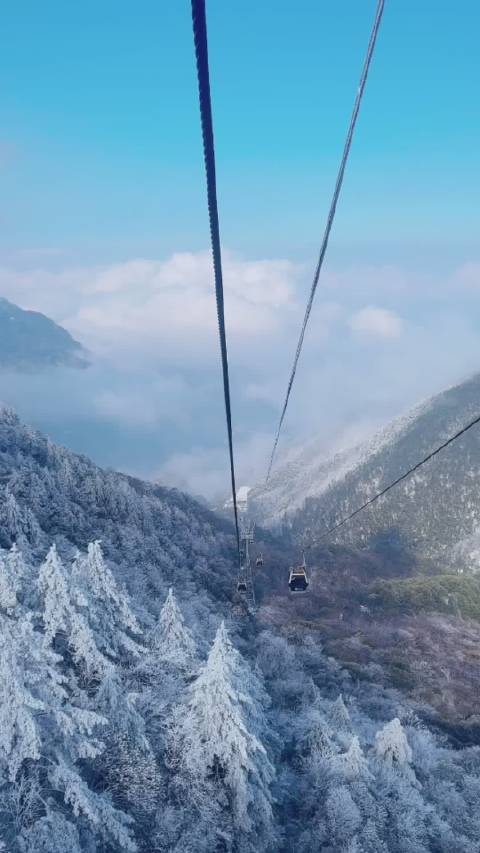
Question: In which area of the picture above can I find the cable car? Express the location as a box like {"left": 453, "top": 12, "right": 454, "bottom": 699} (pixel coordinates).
{"left": 288, "top": 553, "right": 309, "bottom": 593}
{"left": 256, "top": 553, "right": 264, "bottom": 567}
{"left": 237, "top": 579, "right": 247, "bottom": 594}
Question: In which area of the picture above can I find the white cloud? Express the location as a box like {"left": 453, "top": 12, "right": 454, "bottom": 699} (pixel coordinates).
{"left": 156, "top": 432, "right": 273, "bottom": 502}
{"left": 1, "top": 250, "right": 480, "bottom": 499}
{"left": 93, "top": 376, "right": 190, "bottom": 427}
{"left": 0, "top": 251, "right": 302, "bottom": 368}
{"left": 349, "top": 306, "right": 403, "bottom": 339}
{"left": 453, "top": 262, "right": 480, "bottom": 290}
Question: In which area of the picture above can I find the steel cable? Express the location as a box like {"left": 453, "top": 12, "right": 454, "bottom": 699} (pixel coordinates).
{"left": 266, "top": 0, "right": 386, "bottom": 481}
{"left": 320, "top": 412, "right": 480, "bottom": 540}
{"left": 191, "top": 0, "right": 241, "bottom": 557}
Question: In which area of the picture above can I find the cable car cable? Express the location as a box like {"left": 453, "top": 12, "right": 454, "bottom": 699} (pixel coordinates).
{"left": 190, "top": 0, "right": 241, "bottom": 558}
{"left": 266, "top": 0, "right": 386, "bottom": 482}
{"left": 319, "top": 411, "right": 480, "bottom": 541}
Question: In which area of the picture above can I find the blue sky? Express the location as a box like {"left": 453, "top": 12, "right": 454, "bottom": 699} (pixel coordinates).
{"left": 0, "top": 1, "right": 479, "bottom": 496}
{"left": 1, "top": 0, "right": 478, "bottom": 262}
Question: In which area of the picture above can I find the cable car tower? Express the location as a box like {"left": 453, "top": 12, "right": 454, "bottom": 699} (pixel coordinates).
{"left": 236, "top": 520, "right": 256, "bottom": 611}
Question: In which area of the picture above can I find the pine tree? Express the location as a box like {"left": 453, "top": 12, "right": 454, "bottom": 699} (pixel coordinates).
{"left": 375, "top": 718, "right": 414, "bottom": 772}
{"left": 0, "top": 615, "right": 43, "bottom": 781}
{"left": 0, "top": 551, "right": 17, "bottom": 613}
{"left": 0, "top": 606, "right": 137, "bottom": 851}
{"left": 1, "top": 544, "right": 28, "bottom": 598}
{"left": 329, "top": 694, "right": 352, "bottom": 732}
{"left": 38, "top": 544, "right": 108, "bottom": 680}
{"left": 36, "top": 544, "right": 156, "bottom": 839}
{"left": 333, "top": 736, "right": 373, "bottom": 783}
{"left": 72, "top": 541, "right": 142, "bottom": 661}
{"left": 3, "top": 491, "right": 23, "bottom": 540}
{"left": 166, "top": 621, "right": 275, "bottom": 851}
{"left": 134, "top": 588, "right": 198, "bottom": 759}
{"left": 326, "top": 785, "right": 361, "bottom": 847}
{"left": 148, "top": 587, "right": 196, "bottom": 673}
{"left": 38, "top": 544, "right": 73, "bottom": 646}
{"left": 19, "top": 812, "right": 82, "bottom": 853}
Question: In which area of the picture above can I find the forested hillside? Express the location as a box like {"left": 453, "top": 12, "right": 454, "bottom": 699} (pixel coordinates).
{"left": 0, "top": 406, "right": 236, "bottom": 615}
{"left": 253, "top": 372, "right": 480, "bottom": 569}
{"left": 2, "top": 408, "right": 480, "bottom": 852}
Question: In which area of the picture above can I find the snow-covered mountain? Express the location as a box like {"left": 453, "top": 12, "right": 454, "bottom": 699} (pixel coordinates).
{"left": 3, "top": 408, "right": 480, "bottom": 852}
{"left": 0, "top": 296, "right": 88, "bottom": 370}
{"left": 251, "top": 373, "right": 480, "bottom": 566}
{"left": 0, "top": 406, "right": 236, "bottom": 615}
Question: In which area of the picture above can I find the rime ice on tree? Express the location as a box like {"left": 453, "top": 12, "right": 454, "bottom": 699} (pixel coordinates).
{"left": 333, "top": 735, "right": 372, "bottom": 782}
{"left": 328, "top": 693, "right": 352, "bottom": 731}
{"left": 72, "top": 540, "right": 142, "bottom": 661}
{"left": 167, "top": 621, "right": 275, "bottom": 850}
{"left": 149, "top": 587, "right": 196, "bottom": 672}
{"left": 375, "top": 718, "right": 413, "bottom": 771}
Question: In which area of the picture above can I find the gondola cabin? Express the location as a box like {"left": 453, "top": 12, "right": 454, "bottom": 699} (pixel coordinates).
{"left": 288, "top": 557, "right": 309, "bottom": 593}
{"left": 237, "top": 579, "right": 247, "bottom": 594}
{"left": 256, "top": 554, "right": 264, "bottom": 567}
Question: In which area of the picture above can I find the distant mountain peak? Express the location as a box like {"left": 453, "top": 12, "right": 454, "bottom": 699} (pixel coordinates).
{"left": 0, "top": 296, "right": 89, "bottom": 371}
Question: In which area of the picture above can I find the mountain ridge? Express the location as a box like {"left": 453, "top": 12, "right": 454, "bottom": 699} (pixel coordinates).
{"left": 0, "top": 296, "right": 88, "bottom": 370}
{"left": 252, "top": 371, "right": 480, "bottom": 567}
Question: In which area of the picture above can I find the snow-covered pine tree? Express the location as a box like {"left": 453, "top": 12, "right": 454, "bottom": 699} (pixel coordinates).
{"left": 326, "top": 785, "right": 362, "bottom": 848}
{"left": 0, "top": 602, "right": 137, "bottom": 852}
{"left": 166, "top": 621, "right": 276, "bottom": 852}
{"left": 374, "top": 719, "right": 433, "bottom": 852}
{"left": 1, "top": 544, "right": 28, "bottom": 598}
{"left": 0, "top": 551, "right": 17, "bottom": 613}
{"left": 95, "top": 665, "right": 161, "bottom": 826}
{"left": 134, "top": 587, "right": 197, "bottom": 762}
{"left": 38, "top": 544, "right": 108, "bottom": 681}
{"left": 38, "top": 543, "right": 73, "bottom": 646}
{"left": 72, "top": 540, "right": 143, "bottom": 661}
{"left": 19, "top": 812, "right": 82, "bottom": 853}
{"left": 333, "top": 735, "right": 373, "bottom": 783}
{"left": 147, "top": 587, "right": 196, "bottom": 674}
{"left": 37, "top": 544, "right": 159, "bottom": 837}
{"left": 329, "top": 693, "right": 352, "bottom": 732}
{"left": 375, "top": 718, "right": 414, "bottom": 774}
{"left": 3, "top": 490, "right": 23, "bottom": 542}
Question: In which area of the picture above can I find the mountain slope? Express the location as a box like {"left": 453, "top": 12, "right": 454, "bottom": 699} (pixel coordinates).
{"left": 0, "top": 407, "right": 237, "bottom": 618}
{"left": 0, "top": 297, "right": 88, "bottom": 370}
{"left": 252, "top": 373, "right": 480, "bottom": 566}
{"left": 3, "top": 408, "right": 480, "bottom": 853}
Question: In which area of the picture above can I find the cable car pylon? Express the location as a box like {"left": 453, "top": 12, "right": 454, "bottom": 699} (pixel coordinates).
{"left": 236, "top": 520, "right": 256, "bottom": 612}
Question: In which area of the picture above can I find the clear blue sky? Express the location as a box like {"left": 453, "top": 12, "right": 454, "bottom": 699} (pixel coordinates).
{"left": 1, "top": 0, "right": 478, "bottom": 268}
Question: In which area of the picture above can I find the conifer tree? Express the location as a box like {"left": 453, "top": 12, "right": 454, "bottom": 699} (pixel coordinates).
{"left": 38, "top": 544, "right": 108, "bottom": 680}
{"left": 333, "top": 736, "right": 373, "bottom": 783}
{"left": 0, "top": 604, "right": 137, "bottom": 851}
{"left": 151, "top": 587, "right": 196, "bottom": 671}
{"left": 329, "top": 693, "right": 352, "bottom": 732}
{"left": 138, "top": 587, "right": 196, "bottom": 690}
{"left": 1, "top": 544, "right": 27, "bottom": 598}
{"left": 167, "top": 621, "right": 275, "bottom": 851}
{"left": 135, "top": 588, "right": 198, "bottom": 757}
{"left": 72, "top": 541, "right": 142, "bottom": 661}
{"left": 375, "top": 719, "right": 414, "bottom": 773}
{"left": 0, "top": 551, "right": 17, "bottom": 613}
{"left": 37, "top": 544, "right": 157, "bottom": 837}
{"left": 95, "top": 663, "right": 160, "bottom": 817}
